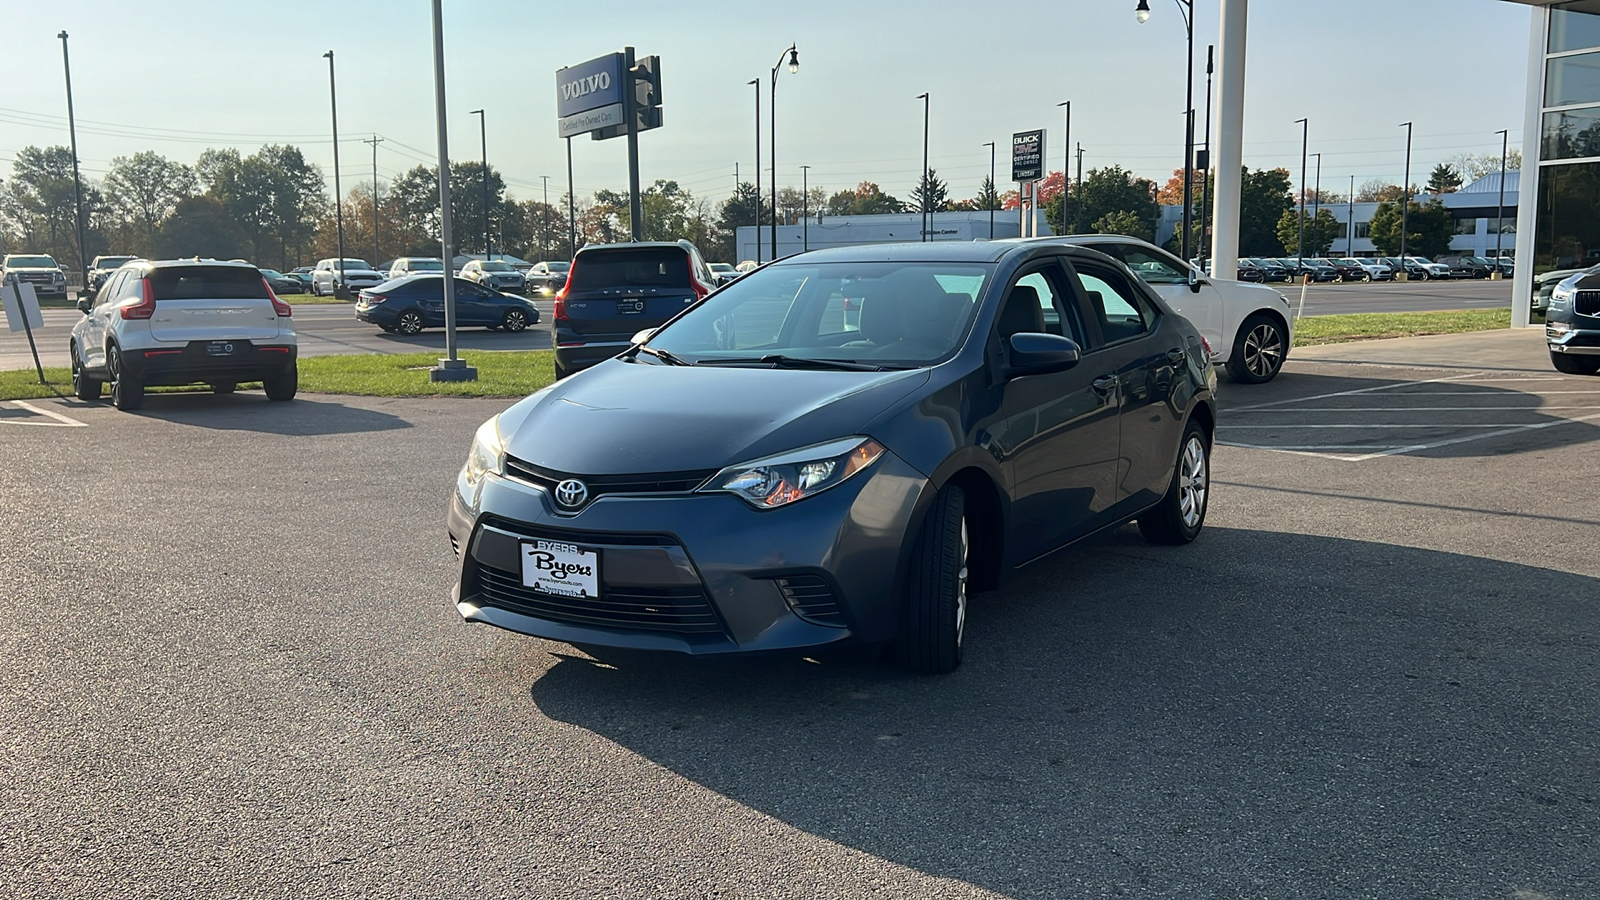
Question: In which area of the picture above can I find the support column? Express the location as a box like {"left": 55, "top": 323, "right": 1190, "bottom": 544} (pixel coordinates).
{"left": 1210, "top": 0, "right": 1247, "bottom": 283}
{"left": 1512, "top": 7, "right": 1546, "bottom": 329}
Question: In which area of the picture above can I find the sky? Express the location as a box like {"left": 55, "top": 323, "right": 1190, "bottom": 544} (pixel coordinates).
{"left": 0, "top": 0, "right": 1534, "bottom": 210}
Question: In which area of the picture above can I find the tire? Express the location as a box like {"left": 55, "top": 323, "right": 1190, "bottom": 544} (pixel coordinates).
{"left": 1415, "top": 271, "right": 1429, "bottom": 281}
{"left": 211, "top": 381, "right": 237, "bottom": 394}
{"left": 1362, "top": 273, "right": 1373, "bottom": 283}
{"left": 1550, "top": 351, "right": 1600, "bottom": 375}
{"left": 107, "top": 345, "right": 144, "bottom": 411}
{"left": 554, "top": 359, "right": 572, "bottom": 380}
{"left": 895, "top": 484, "right": 968, "bottom": 675}
{"left": 264, "top": 366, "right": 297, "bottom": 401}
{"left": 70, "top": 342, "right": 102, "bottom": 401}
{"left": 501, "top": 308, "right": 530, "bottom": 333}
{"left": 395, "top": 310, "right": 424, "bottom": 335}
{"left": 1138, "top": 418, "right": 1211, "bottom": 546}
{"left": 1224, "top": 313, "right": 1288, "bottom": 384}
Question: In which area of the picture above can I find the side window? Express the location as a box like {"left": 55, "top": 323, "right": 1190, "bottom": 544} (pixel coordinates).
{"left": 997, "top": 265, "right": 1082, "bottom": 343}
{"left": 1115, "top": 244, "right": 1189, "bottom": 285}
{"left": 95, "top": 271, "right": 125, "bottom": 309}
{"left": 1075, "top": 267, "right": 1154, "bottom": 344}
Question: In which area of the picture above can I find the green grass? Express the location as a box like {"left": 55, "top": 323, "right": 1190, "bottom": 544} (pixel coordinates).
{"left": 0, "top": 367, "right": 72, "bottom": 400}
{"left": 286, "top": 294, "right": 352, "bottom": 306}
{"left": 1293, "top": 308, "right": 1512, "bottom": 346}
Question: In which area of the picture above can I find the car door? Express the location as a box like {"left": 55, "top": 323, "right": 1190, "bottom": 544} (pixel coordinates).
{"left": 1099, "top": 241, "right": 1224, "bottom": 361}
{"left": 453, "top": 279, "right": 497, "bottom": 324}
{"left": 1065, "top": 260, "right": 1187, "bottom": 512}
{"left": 81, "top": 269, "right": 125, "bottom": 371}
{"left": 985, "top": 261, "right": 1123, "bottom": 564}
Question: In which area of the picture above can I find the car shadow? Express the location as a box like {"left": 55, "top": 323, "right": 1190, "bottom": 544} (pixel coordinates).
{"left": 129, "top": 392, "right": 412, "bottom": 435}
{"left": 372, "top": 329, "right": 552, "bottom": 352}
{"left": 524, "top": 527, "right": 1600, "bottom": 897}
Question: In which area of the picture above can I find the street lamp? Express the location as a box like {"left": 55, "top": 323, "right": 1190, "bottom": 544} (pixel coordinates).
{"left": 1311, "top": 151, "right": 1322, "bottom": 222}
{"left": 1057, "top": 101, "right": 1071, "bottom": 211}
{"left": 1199, "top": 44, "right": 1213, "bottom": 264}
{"left": 982, "top": 141, "right": 996, "bottom": 240}
{"left": 1400, "top": 121, "right": 1413, "bottom": 280}
{"left": 769, "top": 45, "right": 799, "bottom": 261}
{"left": 1495, "top": 128, "right": 1509, "bottom": 278}
{"left": 427, "top": 0, "right": 473, "bottom": 382}
{"left": 58, "top": 31, "right": 87, "bottom": 293}
{"left": 541, "top": 174, "right": 551, "bottom": 261}
{"left": 1136, "top": 0, "right": 1196, "bottom": 262}
{"left": 749, "top": 78, "right": 760, "bottom": 264}
{"left": 917, "top": 92, "right": 930, "bottom": 242}
{"left": 323, "top": 50, "right": 346, "bottom": 298}
{"left": 800, "top": 165, "right": 810, "bottom": 251}
{"left": 470, "top": 109, "right": 489, "bottom": 260}
{"left": 1294, "top": 117, "right": 1308, "bottom": 268}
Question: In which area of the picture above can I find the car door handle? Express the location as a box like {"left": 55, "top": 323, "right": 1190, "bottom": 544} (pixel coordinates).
{"left": 1091, "top": 376, "right": 1117, "bottom": 396}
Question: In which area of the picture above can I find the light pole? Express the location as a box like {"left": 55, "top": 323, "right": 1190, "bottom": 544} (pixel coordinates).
{"left": 983, "top": 141, "right": 996, "bottom": 239}
{"left": 917, "top": 92, "right": 930, "bottom": 242}
{"left": 1199, "top": 44, "right": 1214, "bottom": 264}
{"left": 427, "top": 0, "right": 473, "bottom": 382}
{"left": 1311, "top": 152, "right": 1322, "bottom": 221}
{"left": 1136, "top": 0, "right": 1195, "bottom": 262}
{"left": 1057, "top": 101, "right": 1071, "bottom": 211}
{"left": 470, "top": 109, "right": 489, "bottom": 260}
{"left": 749, "top": 78, "right": 761, "bottom": 263}
{"left": 1294, "top": 117, "right": 1308, "bottom": 268}
{"left": 1347, "top": 174, "right": 1355, "bottom": 256}
{"left": 57, "top": 32, "right": 87, "bottom": 292}
{"left": 800, "top": 165, "right": 810, "bottom": 251}
{"left": 323, "top": 50, "right": 346, "bottom": 298}
{"left": 541, "top": 174, "right": 551, "bottom": 261}
{"left": 1400, "top": 121, "right": 1413, "bottom": 279}
{"left": 566, "top": 138, "right": 576, "bottom": 258}
{"left": 364, "top": 134, "right": 383, "bottom": 266}
{"left": 769, "top": 45, "right": 799, "bottom": 261}
{"left": 1495, "top": 128, "right": 1509, "bottom": 277}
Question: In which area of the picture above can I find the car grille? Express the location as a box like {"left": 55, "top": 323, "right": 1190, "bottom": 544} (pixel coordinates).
{"left": 18, "top": 272, "right": 56, "bottom": 283}
{"left": 1575, "top": 291, "right": 1600, "bottom": 316}
{"left": 475, "top": 563, "right": 724, "bottom": 634}
{"left": 503, "top": 456, "right": 716, "bottom": 500}
{"left": 774, "top": 575, "right": 847, "bottom": 627}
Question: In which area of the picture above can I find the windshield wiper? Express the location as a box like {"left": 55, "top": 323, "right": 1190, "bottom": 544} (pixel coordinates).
{"left": 695, "top": 354, "right": 889, "bottom": 372}
{"left": 633, "top": 345, "right": 692, "bottom": 366}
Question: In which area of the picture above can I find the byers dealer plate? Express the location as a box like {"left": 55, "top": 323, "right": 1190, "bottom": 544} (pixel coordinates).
{"left": 520, "top": 539, "right": 599, "bottom": 599}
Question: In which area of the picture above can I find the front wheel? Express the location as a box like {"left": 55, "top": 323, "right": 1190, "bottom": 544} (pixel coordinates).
{"left": 1362, "top": 273, "right": 1373, "bottom": 283}
{"left": 1415, "top": 271, "right": 1429, "bottom": 281}
{"left": 1224, "top": 314, "right": 1288, "bottom": 384}
{"left": 1138, "top": 419, "right": 1211, "bottom": 545}
{"left": 71, "top": 343, "right": 102, "bottom": 401}
{"left": 895, "top": 484, "right": 968, "bottom": 675}
{"left": 501, "top": 308, "right": 530, "bottom": 333}
{"left": 1550, "top": 351, "right": 1600, "bottom": 375}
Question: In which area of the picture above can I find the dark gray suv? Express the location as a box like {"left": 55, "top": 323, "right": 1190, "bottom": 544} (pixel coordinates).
{"left": 551, "top": 240, "right": 718, "bottom": 379}
{"left": 1546, "top": 269, "right": 1600, "bottom": 375}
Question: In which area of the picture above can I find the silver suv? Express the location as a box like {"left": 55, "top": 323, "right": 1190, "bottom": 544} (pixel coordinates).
{"left": 69, "top": 259, "right": 298, "bottom": 411}
{"left": 2, "top": 254, "right": 69, "bottom": 298}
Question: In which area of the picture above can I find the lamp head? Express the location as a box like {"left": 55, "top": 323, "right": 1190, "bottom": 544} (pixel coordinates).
{"left": 788, "top": 48, "right": 799, "bottom": 74}
{"left": 1135, "top": 0, "right": 1151, "bottom": 23}
{"left": 323, "top": 50, "right": 333, "bottom": 59}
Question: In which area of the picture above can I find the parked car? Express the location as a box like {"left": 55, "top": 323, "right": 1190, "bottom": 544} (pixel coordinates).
{"left": 448, "top": 240, "right": 1218, "bottom": 673}
{"left": 1545, "top": 269, "right": 1600, "bottom": 374}
{"left": 552, "top": 240, "right": 719, "bottom": 379}
{"left": 1491, "top": 255, "right": 1516, "bottom": 277}
{"left": 1404, "top": 256, "right": 1452, "bottom": 280}
{"left": 526, "top": 260, "right": 570, "bottom": 294}
{"left": 1228, "top": 259, "right": 1266, "bottom": 282}
{"left": 1535, "top": 263, "right": 1595, "bottom": 316}
{"left": 354, "top": 274, "right": 539, "bottom": 335}
{"left": 1315, "top": 258, "right": 1369, "bottom": 282}
{"left": 68, "top": 259, "right": 297, "bottom": 410}
{"left": 259, "top": 268, "right": 304, "bottom": 295}
{"left": 2, "top": 254, "right": 69, "bottom": 298}
{"left": 1272, "top": 258, "right": 1336, "bottom": 282}
{"left": 1339, "top": 258, "right": 1394, "bottom": 281}
{"left": 708, "top": 262, "right": 741, "bottom": 286}
{"left": 460, "top": 259, "right": 527, "bottom": 293}
{"left": 1246, "top": 258, "right": 1292, "bottom": 282}
{"left": 1046, "top": 235, "right": 1295, "bottom": 383}
{"left": 310, "top": 258, "right": 384, "bottom": 296}
{"left": 288, "top": 267, "right": 316, "bottom": 290}
{"left": 1436, "top": 256, "right": 1492, "bottom": 279}
{"left": 86, "top": 255, "right": 138, "bottom": 296}
{"left": 387, "top": 257, "right": 446, "bottom": 280}
{"left": 1465, "top": 255, "right": 1510, "bottom": 277}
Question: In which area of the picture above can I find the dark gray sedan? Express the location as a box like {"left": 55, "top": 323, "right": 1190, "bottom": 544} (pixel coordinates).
{"left": 448, "top": 241, "right": 1218, "bottom": 673}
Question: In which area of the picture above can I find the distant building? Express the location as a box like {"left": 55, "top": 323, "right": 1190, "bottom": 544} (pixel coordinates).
{"left": 733, "top": 210, "right": 1050, "bottom": 263}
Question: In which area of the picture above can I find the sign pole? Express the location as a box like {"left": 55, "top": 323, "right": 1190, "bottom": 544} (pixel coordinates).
{"left": 625, "top": 46, "right": 643, "bottom": 241}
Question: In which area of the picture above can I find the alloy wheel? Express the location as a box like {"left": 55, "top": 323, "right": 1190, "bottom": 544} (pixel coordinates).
{"left": 503, "top": 309, "right": 528, "bottom": 332}
{"left": 397, "top": 311, "right": 423, "bottom": 335}
{"left": 1178, "top": 435, "right": 1209, "bottom": 529}
{"left": 1243, "top": 322, "right": 1284, "bottom": 378}
{"left": 954, "top": 519, "right": 969, "bottom": 647}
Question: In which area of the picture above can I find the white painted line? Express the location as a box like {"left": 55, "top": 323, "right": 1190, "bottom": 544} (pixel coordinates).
{"left": 1337, "top": 411, "right": 1600, "bottom": 461}
{"left": 1220, "top": 423, "right": 1514, "bottom": 429}
{"left": 1229, "top": 372, "right": 1478, "bottom": 412}
{"left": 1232, "top": 405, "right": 1600, "bottom": 412}
{"left": 0, "top": 400, "right": 87, "bottom": 427}
{"left": 1215, "top": 441, "right": 1385, "bottom": 461}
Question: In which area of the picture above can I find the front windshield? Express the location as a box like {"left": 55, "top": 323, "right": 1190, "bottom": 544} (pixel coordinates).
{"left": 710, "top": 263, "right": 735, "bottom": 273}
{"left": 481, "top": 261, "right": 514, "bottom": 272}
{"left": 646, "top": 260, "right": 993, "bottom": 368}
{"left": 406, "top": 259, "right": 444, "bottom": 271}
{"left": 6, "top": 256, "right": 57, "bottom": 268}
{"left": 549, "top": 262, "right": 570, "bottom": 272}
{"left": 97, "top": 257, "right": 135, "bottom": 268}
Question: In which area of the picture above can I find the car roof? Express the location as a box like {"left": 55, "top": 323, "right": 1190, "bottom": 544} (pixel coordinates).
{"left": 129, "top": 258, "right": 259, "bottom": 271}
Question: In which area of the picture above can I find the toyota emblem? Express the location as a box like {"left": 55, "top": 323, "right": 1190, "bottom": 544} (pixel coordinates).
{"left": 553, "top": 479, "right": 589, "bottom": 510}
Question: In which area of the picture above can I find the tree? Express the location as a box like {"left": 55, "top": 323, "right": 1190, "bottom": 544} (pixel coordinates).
{"left": 1238, "top": 167, "right": 1294, "bottom": 257}
{"left": 155, "top": 195, "right": 247, "bottom": 259}
{"left": 1094, "top": 209, "right": 1151, "bottom": 242}
{"left": 1367, "top": 198, "right": 1453, "bottom": 258}
{"left": 824, "top": 182, "right": 904, "bottom": 216}
{"left": 775, "top": 186, "right": 826, "bottom": 225}
{"left": 3, "top": 146, "right": 90, "bottom": 269}
{"left": 1275, "top": 207, "right": 1344, "bottom": 256}
{"left": 1157, "top": 168, "right": 1205, "bottom": 206}
{"left": 198, "top": 145, "right": 325, "bottom": 268}
{"left": 974, "top": 176, "right": 1000, "bottom": 212}
{"left": 1447, "top": 150, "right": 1523, "bottom": 181}
{"left": 1355, "top": 179, "right": 1406, "bottom": 202}
{"left": 1047, "top": 165, "right": 1157, "bottom": 238}
{"left": 910, "top": 169, "right": 950, "bottom": 216}
{"left": 102, "top": 152, "right": 197, "bottom": 256}
{"left": 1427, "top": 163, "right": 1463, "bottom": 194}
{"left": 388, "top": 160, "right": 505, "bottom": 257}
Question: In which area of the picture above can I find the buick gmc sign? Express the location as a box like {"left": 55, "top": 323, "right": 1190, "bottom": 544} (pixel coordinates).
{"left": 556, "top": 53, "right": 625, "bottom": 120}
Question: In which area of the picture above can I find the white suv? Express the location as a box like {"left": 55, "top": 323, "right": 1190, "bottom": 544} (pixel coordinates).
{"left": 310, "top": 257, "right": 384, "bottom": 296}
{"left": 2, "top": 253, "right": 69, "bottom": 298}
{"left": 69, "top": 259, "right": 298, "bottom": 411}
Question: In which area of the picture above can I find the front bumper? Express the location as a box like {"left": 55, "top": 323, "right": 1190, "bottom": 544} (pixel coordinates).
{"left": 1547, "top": 326, "right": 1600, "bottom": 355}
{"left": 448, "top": 450, "right": 931, "bottom": 655}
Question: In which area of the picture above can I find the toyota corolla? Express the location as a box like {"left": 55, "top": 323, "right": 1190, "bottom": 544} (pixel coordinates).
{"left": 448, "top": 241, "right": 1217, "bottom": 673}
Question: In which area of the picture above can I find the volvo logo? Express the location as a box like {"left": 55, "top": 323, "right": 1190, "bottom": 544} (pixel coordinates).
{"left": 559, "top": 72, "right": 611, "bottom": 102}
{"left": 553, "top": 479, "right": 589, "bottom": 510}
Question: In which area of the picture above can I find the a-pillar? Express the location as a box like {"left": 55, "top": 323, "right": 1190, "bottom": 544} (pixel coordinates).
{"left": 1210, "top": 0, "right": 1247, "bottom": 283}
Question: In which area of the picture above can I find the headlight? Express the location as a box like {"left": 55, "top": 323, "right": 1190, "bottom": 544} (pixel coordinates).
{"left": 463, "top": 417, "right": 504, "bottom": 486}
{"left": 700, "top": 437, "right": 886, "bottom": 509}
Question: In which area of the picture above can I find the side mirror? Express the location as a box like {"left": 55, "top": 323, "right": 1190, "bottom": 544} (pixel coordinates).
{"left": 1188, "top": 268, "right": 1205, "bottom": 293}
{"left": 76, "top": 297, "right": 92, "bottom": 314}
{"left": 1008, "top": 332, "right": 1081, "bottom": 374}
{"left": 630, "top": 327, "right": 657, "bottom": 345}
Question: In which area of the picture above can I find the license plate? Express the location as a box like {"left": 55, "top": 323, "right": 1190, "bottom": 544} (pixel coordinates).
{"left": 520, "top": 540, "right": 599, "bottom": 599}
{"left": 617, "top": 299, "right": 646, "bottom": 315}
{"left": 206, "top": 341, "right": 236, "bottom": 356}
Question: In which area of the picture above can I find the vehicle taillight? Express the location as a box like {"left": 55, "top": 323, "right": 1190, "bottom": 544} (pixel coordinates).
{"left": 120, "top": 278, "right": 156, "bottom": 320}
{"left": 364, "top": 292, "right": 388, "bottom": 306}
{"left": 1200, "top": 336, "right": 1213, "bottom": 359}
{"left": 264, "top": 277, "right": 293, "bottom": 317}
{"left": 688, "top": 257, "right": 709, "bottom": 300}
{"left": 554, "top": 261, "right": 573, "bottom": 319}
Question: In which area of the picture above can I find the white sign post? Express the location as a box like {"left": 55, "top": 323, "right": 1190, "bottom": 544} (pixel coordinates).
{"left": 2, "top": 279, "right": 47, "bottom": 384}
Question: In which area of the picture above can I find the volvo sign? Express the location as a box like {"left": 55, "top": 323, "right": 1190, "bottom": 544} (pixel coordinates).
{"left": 556, "top": 53, "right": 626, "bottom": 137}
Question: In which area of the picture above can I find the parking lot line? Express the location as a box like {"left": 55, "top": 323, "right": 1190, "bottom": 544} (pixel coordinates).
{"left": 1233, "top": 405, "right": 1600, "bottom": 412}
{"left": 1229, "top": 372, "right": 1480, "bottom": 412}
{"left": 0, "top": 400, "right": 87, "bottom": 427}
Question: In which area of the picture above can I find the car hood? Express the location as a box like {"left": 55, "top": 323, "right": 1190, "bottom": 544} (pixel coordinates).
{"left": 496, "top": 359, "right": 932, "bottom": 475}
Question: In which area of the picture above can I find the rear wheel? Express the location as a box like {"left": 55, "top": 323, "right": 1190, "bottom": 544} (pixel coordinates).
{"left": 70, "top": 342, "right": 102, "bottom": 401}
{"left": 1138, "top": 418, "right": 1211, "bottom": 545}
{"left": 211, "top": 381, "right": 237, "bottom": 394}
{"left": 1224, "top": 313, "right": 1288, "bottom": 384}
{"left": 554, "top": 358, "right": 572, "bottom": 380}
{"left": 396, "top": 310, "right": 424, "bottom": 335}
{"left": 264, "top": 366, "right": 297, "bottom": 401}
{"left": 501, "top": 308, "right": 529, "bottom": 333}
{"left": 107, "top": 345, "right": 144, "bottom": 411}
{"left": 895, "top": 484, "right": 968, "bottom": 675}
{"left": 1550, "top": 351, "right": 1600, "bottom": 375}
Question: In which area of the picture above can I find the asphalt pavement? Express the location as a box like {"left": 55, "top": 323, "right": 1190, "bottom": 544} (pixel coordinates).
{"left": 2, "top": 328, "right": 1596, "bottom": 898}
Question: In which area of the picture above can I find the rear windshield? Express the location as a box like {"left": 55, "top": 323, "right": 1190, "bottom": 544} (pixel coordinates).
{"left": 6, "top": 256, "right": 57, "bottom": 268}
{"left": 548, "top": 262, "right": 570, "bottom": 272}
{"left": 404, "top": 259, "right": 444, "bottom": 271}
{"left": 149, "top": 267, "right": 269, "bottom": 301}
{"left": 480, "top": 261, "right": 515, "bottom": 272}
{"left": 96, "top": 257, "right": 135, "bottom": 268}
{"left": 570, "top": 248, "right": 689, "bottom": 290}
